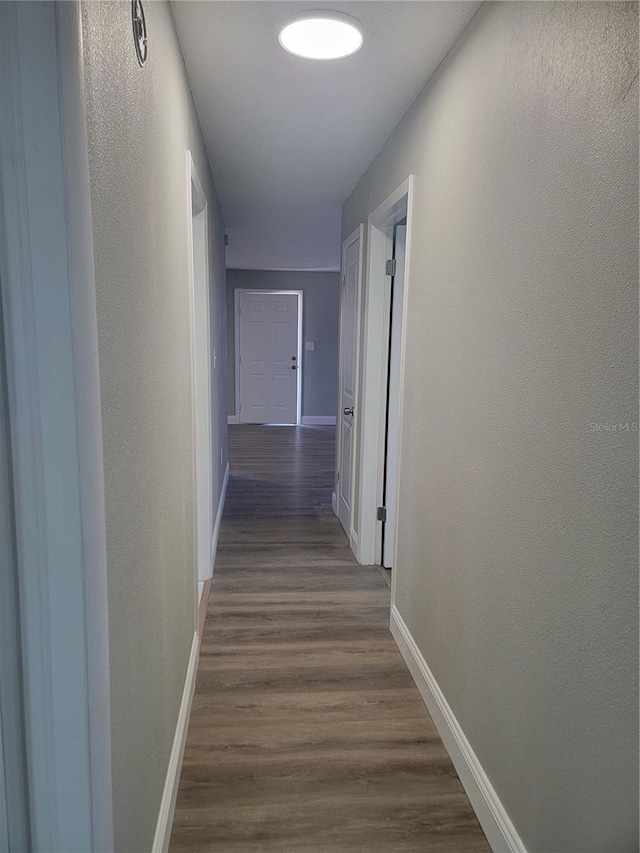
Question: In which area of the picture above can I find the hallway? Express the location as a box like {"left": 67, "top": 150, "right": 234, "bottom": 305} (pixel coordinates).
{"left": 1, "top": 2, "right": 636, "bottom": 848}
{"left": 170, "top": 426, "right": 489, "bottom": 852}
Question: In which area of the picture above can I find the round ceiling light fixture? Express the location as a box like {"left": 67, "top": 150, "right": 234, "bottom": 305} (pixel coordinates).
{"left": 278, "top": 11, "right": 364, "bottom": 61}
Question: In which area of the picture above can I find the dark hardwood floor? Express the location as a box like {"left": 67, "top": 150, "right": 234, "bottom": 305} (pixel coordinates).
{"left": 170, "top": 425, "right": 489, "bottom": 852}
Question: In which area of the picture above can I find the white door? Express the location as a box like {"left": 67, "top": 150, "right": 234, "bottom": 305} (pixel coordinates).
{"left": 337, "top": 233, "right": 360, "bottom": 536}
{"left": 383, "top": 224, "right": 406, "bottom": 568}
{"left": 237, "top": 291, "right": 299, "bottom": 424}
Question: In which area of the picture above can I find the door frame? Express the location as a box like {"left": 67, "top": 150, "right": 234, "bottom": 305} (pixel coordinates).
{"left": 0, "top": 3, "right": 113, "bottom": 848}
{"left": 0, "top": 285, "right": 29, "bottom": 851}
{"left": 355, "top": 177, "right": 414, "bottom": 575}
{"left": 382, "top": 221, "right": 407, "bottom": 570}
{"left": 233, "top": 289, "right": 303, "bottom": 425}
{"left": 186, "top": 152, "right": 213, "bottom": 585}
{"left": 333, "top": 225, "right": 364, "bottom": 550}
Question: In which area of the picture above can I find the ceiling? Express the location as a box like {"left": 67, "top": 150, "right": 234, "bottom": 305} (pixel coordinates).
{"left": 171, "top": 1, "right": 480, "bottom": 270}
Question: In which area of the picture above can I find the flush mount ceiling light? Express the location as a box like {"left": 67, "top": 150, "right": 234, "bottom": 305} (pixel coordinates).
{"left": 278, "top": 11, "right": 364, "bottom": 61}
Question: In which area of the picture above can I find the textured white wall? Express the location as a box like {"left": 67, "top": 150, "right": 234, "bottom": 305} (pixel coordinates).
{"left": 81, "top": 2, "right": 227, "bottom": 849}
{"left": 343, "top": 3, "right": 638, "bottom": 850}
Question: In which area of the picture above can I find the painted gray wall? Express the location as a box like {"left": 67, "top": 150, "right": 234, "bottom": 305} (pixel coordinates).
{"left": 81, "top": 2, "right": 227, "bottom": 849}
{"left": 227, "top": 270, "right": 339, "bottom": 418}
{"left": 343, "top": 3, "right": 638, "bottom": 851}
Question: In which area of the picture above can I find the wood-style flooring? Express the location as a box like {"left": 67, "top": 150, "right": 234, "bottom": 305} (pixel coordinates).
{"left": 170, "top": 425, "right": 489, "bottom": 852}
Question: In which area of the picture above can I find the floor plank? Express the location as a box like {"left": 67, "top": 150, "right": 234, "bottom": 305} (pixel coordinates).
{"left": 170, "top": 425, "right": 489, "bottom": 852}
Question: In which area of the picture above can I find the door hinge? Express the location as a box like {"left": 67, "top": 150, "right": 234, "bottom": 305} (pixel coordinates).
{"left": 337, "top": 470, "right": 340, "bottom": 481}
{"left": 238, "top": 354, "right": 242, "bottom": 364}
{"left": 342, "top": 274, "right": 346, "bottom": 288}
{"left": 238, "top": 305, "right": 242, "bottom": 315}
{"left": 377, "top": 506, "right": 387, "bottom": 522}
{"left": 385, "top": 258, "right": 396, "bottom": 277}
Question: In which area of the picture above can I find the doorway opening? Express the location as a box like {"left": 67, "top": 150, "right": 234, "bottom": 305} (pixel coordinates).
{"left": 233, "top": 290, "right": 303, "bottom": 425}
{"left": 187, "top": 152, "right": 213, "bottom": 585}
{"left": 354, "top": 177, "right": 413, "bottom": 574}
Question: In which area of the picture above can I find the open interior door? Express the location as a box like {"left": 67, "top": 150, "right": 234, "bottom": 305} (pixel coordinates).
{"left": 336, "top": 231, "right": 360, "bottom": 539}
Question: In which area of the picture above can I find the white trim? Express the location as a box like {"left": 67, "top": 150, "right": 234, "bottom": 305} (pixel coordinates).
{"left": 187, "top": 151, "right": 213, "bottom": 586}
{"left": 0, "top": 705, "right": 7, "bottom": 852}
{"left": 234, "top": 289, "right": 303, "bottom": 425}
{"left": 331, "top": 490, "right": 337, "bottom": 514}
{"left": 356, "top": 177, "right": 414, "bottom": 568}
{"left": 227, "top": 415, "right": 239, "bottom": 425}
{"left": 188, "top": 153, "right": 206, "bottom": 210}
{"left": 388, "top": 189, "right": 413, "bottom": 605}
{"left": 210, "top": 462, "right": 229, "bottom": 574}
{"left": 370, "top": 179, "right": 413, "bottom": 224}
{"left": 301, "top": 415, "right": 336, "bottom": 425}
{"left": 0, "top": 262, "right": 28, "bottom": 851}
{"left": 0, "top": 4, "right": 113, "bottom": 848}
{"left": 151, "top": 631, "right": 199, "bottom": 853}
{"left": 390, "top": 607, "right": 527, "bottom": 853}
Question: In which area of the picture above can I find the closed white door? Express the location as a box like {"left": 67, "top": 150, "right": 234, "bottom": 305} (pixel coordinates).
{"left": 237, "top": 291, "right": 299, "bottom": 424}
{"left": 383, "top": 224, "right": 406, "bottom": 569}
{"left": 337, "top": 234, "right": 360, "bottom": 536}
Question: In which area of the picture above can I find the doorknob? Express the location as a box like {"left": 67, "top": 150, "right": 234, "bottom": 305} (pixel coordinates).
{"left": 343, "top": 407, "right": 354, "bottom": 416}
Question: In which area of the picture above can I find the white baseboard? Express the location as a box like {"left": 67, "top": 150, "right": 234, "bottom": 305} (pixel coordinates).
{"left": 390, "top": 606, "right": 526, "bottom": 853}
{"left": 227, "top": 414, "right": 239, "bottom": 425}
{"left": 152, "top": 631, "right": 199, "bottom": 853}
{"left": 301, "top": 415, "right": 336, "bottom": 425}
{"left": 210, "top": 462, "right": 229, "bottom": 575}
{"left": 331, "top": 490, "right": 337, "bottom": 514}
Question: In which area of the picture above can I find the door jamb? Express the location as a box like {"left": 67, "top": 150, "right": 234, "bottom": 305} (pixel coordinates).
{"left": 355, "top": 177, "right": 414, "bottom": 575}
{"left": 186, "top": 152, "right": 213, "bottom": 586}
{"left": 233, "top": 289, "right": 303, "bottom": 425}
{"left": 334, "top": 224, "right": 364, "bottom": 552}
{"left": 0, "top": 287, "right": 29, "bottom": 851}
{"left": 0, "top": 3, "right": 113, "bottom": 848}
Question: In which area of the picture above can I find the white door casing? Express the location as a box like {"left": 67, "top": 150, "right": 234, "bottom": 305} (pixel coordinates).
{"left": 356, "top": 177, "right": 413, "bottom": 573}
{"left": 186, "top": 152, "right": 213, "bottom": 585}
{"left": 0, "top": 3, "right": 113, "bottom": 847}
{"left": 383, "top": 223, "right": 406, "bottom": 569}
{"left": 336, "top": 228, "right": 363, "bottom": 540}
{"left": 0, "top": 294, "right": 29, "bottom": 851}
{"left": 236, "top": 290, "right": 301, "bottom": 424}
